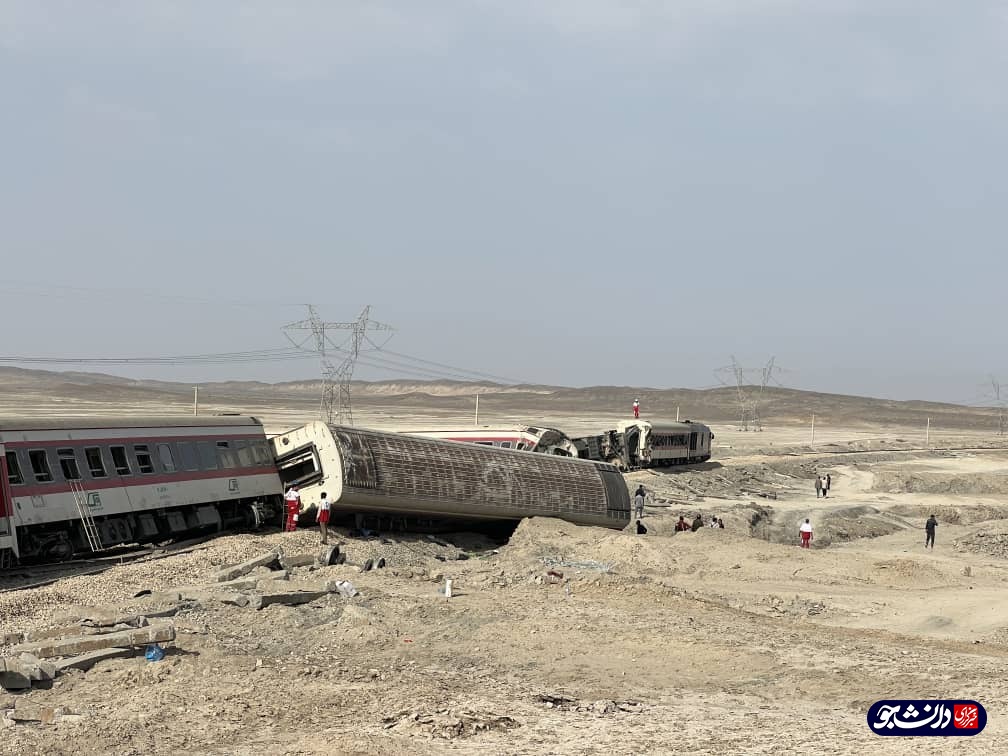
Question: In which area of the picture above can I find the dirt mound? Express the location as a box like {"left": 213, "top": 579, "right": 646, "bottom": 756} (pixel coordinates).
{"left": 871, "top": 558, "right": 947, "bottom": 584}
{"left": 886, "top": 503, "right": 1008, "bottom": 525}
{"left": 872, "top": 470, "right": 1008, "bottom": 495}
{"left": 503, "top": 517, "right": 696, "bottom": 575}
{"left": 954, "top": 530, "right": 1008, "bottom": 559}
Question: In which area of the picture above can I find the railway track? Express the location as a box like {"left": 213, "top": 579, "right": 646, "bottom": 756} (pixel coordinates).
{"left": 0, "top": 533, "right": 229, "bottom": 594}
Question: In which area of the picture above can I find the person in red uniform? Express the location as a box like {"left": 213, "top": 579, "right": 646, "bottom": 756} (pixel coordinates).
{"left": 317, "top": 491, "right": 331, "bottom": 545}
{"left": 284, "top": 485, "right": 301, "bottom": 532}
{"left": 633, "top": 398, "right": 640, "bottom": 418}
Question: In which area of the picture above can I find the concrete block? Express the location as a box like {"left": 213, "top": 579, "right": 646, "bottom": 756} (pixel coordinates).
{"left": 280, "top": 553, "right": 316, "bottom": 570}
{"left": 9, "top": 702, "right": 57, "bottom": 724}
{"left": 212, "top": 549, "right": 283, "bottom": 583}
{"left": 80, "top": 614, "right": 149, "bottom": 630}
{"left": 12, "top": 621, "right": 175, "bottom": 660}
{"left": 214, "top": 577, "right": 261, "bottom": 592}
{"left": 53, "top": 647, "right": 134, "bottom": 673}
{"left": 247, "top": 589, "right": 329, "bottom": 611}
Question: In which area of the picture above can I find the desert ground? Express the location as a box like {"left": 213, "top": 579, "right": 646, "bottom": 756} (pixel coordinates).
{"left": 2, "top": 369, "right": 1008, "bottom": 754}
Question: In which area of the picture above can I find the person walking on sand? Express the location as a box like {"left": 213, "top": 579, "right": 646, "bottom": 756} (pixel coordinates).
{"left": 633, "top": 398, "right": 640, "bottom": 419}
{"left": 633, "top": 486, "right": 646, "bottom": 519}
{"left": 815, "top": 475, "right": 822, "bottom": 499}
{"left": 799, "top": 518, "right": 813, "bottom": 549}
{"left": 284, "top": 485, "right": 301, "bottom": 532}
{"left": 925, "top": 514, "right": 937, "bottom": 550}
{"left": 317, "top": 491, "right": 331, "bottom": 545}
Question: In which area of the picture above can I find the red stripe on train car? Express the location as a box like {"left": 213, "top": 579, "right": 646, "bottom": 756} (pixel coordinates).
{"left": 9, "top": 466, "right": 279, "bottom": 498}
{"left": 4, "top": 432, "right": 267, "bottom": 449}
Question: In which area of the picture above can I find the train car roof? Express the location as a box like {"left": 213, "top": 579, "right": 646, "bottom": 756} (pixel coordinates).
{"left": 0, "top": 415, "right": 264, "bottom": 432}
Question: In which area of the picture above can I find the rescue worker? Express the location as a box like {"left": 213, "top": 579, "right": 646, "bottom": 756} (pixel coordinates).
{"left": 284, "top": 485, "right": 301, "bottom": 532}
{"left": 318, "top": 491, "right": 331, "bottom": 545}
{"left": 799, "top": 518, "right": 813, "bottom": 549}
{"left": 633, "top": 398, "right": 640, "bottom": 419}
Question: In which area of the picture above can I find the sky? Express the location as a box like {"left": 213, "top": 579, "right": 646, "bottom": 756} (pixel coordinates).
{"left": 1, "top": 1, "right": 1006, "bottom": 403}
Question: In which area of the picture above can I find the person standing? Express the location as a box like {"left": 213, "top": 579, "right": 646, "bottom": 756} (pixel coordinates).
{"left": 815, "top": 475, "right": 822, "bottom": 499}
{"left": 826, "top": 473, "right": 832, "bottom": 496}
{"left": 925, "top": 514, "right": 937, "bottom": 549}
{"left": 799, "top": 518, "right": 813, "bottom": 549}
{"left": 284, "top": 485, "right": 301, "bottom": 532}
{"left": 633, "top": 398, "right": 640, "bottom": 419}
{"left": 318, "top": 491, "right": 331, "bottom": 545}
{"left": 691, "top": 514, "right": 703, "bottom": 532}
{"left": 633, "top": 486, "right": 646, "bottom": 519}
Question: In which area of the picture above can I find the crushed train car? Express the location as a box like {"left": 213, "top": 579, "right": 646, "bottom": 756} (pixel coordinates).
{"left": 269, "top": 421, "right": 630, "bottom": 530}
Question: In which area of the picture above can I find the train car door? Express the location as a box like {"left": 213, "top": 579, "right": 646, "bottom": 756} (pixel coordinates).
{"left": 0, "top": 445, "right": 18, "bottom": 562}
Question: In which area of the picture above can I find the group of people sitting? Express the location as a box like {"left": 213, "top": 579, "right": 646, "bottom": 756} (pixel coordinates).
{"left": 675, "top": 514, "right": 724, "bottom": 532}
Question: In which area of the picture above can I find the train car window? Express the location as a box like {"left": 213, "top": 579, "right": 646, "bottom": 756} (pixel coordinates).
{"left": 198, "top": 442, "right": 218, "bottom": 470}
{"left": 252, "top": 439, "right": 271, "bottom": 466}
{"left": 475, "top": 441, "right": 493, "bottom": 446}
{"left": 5, "top": 451, "right": 24, "bottom": 485}
{"left": 500, "top": 441, "right": 512, "bottom": 449}
{"left": 28, "top": 449, "right": 53, "bottom": 483}
{"left": 110, "top": 446, "right": 131, "bottom": 476}
{"left": 134, "top": 444, "right": 155, "bottom": 474}
{"left": 57, "top": 448, "right": 82, "bottom": 480}
{"left": 157, "top": 444, "right": 176, "bottom": 473}
{"left": 216, "top": 441, "right": 237, "bottom": 469}
{"left": 236, "top": 439, "right": 254, "bottom": 467}
{"left": 84, "top": 447, "right": 107, "bottom": 478}
{"left": 179, "top": 442, "right": 200, "bottom": 471}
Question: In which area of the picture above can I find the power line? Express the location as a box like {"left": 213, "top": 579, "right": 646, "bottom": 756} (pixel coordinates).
{"left": 283, "top": 305, "right": 394, "bottom": 426}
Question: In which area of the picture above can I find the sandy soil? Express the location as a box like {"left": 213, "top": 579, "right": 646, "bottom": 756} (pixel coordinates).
{"left": 3, "top": 379, "right": 1008, "bottom": 753}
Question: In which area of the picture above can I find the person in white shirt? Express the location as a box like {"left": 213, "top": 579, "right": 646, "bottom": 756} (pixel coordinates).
{"left": 633, "top": 486, "right": 646, "bottom": 519}
{"left": 284, "top": 486, "right": 301, "bottom": 532}
{"left": 799, "top": 518, "right": 813, "bottom": 549}
{"left": 317, "top": 491, "right": 331, "bottom": 545}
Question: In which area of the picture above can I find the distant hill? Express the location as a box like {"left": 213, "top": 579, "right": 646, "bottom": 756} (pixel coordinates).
{"left": 0, "top": 366, "right": 1000, "bottom": 430}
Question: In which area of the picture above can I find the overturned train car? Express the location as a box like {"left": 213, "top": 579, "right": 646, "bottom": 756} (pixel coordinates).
{"left": 269, "top": 422, "right": 630, "bottom": 530}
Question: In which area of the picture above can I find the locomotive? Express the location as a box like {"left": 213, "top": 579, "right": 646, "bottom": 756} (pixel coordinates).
{"left": 572, "top": 420, "right": 713, "bottom": 470}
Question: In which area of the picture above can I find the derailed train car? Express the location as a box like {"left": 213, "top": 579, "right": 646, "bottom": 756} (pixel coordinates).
{"left": 0, "top": 416, "right": 283, "bottom": 566}
{"left": 269, "top": 421, "right": 630, "bottom": 530}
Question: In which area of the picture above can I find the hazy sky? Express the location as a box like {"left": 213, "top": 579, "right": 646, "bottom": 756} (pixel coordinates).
{"left": 2, "top": 1, "right": 1005, "bottom": 402}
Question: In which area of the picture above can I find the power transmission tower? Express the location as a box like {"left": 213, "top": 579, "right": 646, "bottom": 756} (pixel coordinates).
{"left": 718, "top": 356, "right": 780, "bottom": 431}
{"left": 283, "top": 305, "right": 394, "bottom": 426}
{"left": 991, "top": 376, "right": 1006, "bottom": 436}
{"left": 730, "top": 355, "right": 752, "bottom": 431}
